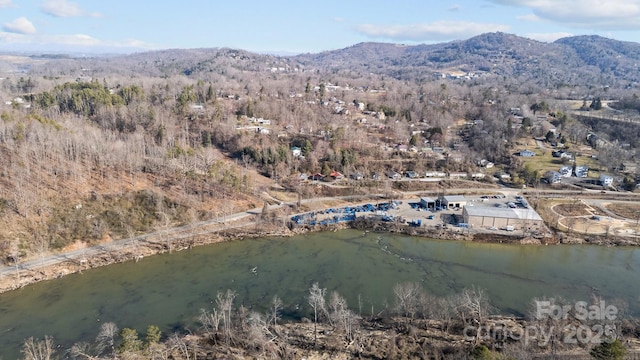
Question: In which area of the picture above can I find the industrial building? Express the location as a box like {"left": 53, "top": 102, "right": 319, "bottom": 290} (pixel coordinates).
{"left": 462, "top": 205, "right": 545, "bottom": 231}
{"left": 438, "top": 195, "right": 467, "bottom": 209}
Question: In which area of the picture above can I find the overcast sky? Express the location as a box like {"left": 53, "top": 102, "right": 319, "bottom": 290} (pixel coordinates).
{"left": 1, "top": 0, "right": 640, "bottom": 54}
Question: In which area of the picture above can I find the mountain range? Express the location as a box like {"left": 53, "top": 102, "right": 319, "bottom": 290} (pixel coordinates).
{"left": 8, "top": 32, "right": 640, "bottom": 91}
{"left": 293, "top": 32, "right": 640, "bottom": 89}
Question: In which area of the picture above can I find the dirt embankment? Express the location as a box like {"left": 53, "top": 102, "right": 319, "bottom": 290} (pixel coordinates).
{"left": 348, "top": 217, "right": 550, "bottom": 245}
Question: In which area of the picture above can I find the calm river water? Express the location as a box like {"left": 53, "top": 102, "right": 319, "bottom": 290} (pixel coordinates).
{"left": 0, "top": 229, "right": 639, "bottom": 358}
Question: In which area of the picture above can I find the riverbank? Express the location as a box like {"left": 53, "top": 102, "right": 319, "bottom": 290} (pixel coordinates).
{"left": 0, "top": 219, "right": 297, "bottom": 294}
{"left": 1, "top": 207, "right": 639, "bottom": 295}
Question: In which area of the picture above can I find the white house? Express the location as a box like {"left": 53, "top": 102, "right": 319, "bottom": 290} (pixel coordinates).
{"left": 600, "top": 174, "right": 614, "bottom": 187}
{"left": 559, "top": 166, "right": 572, "bottom": 178}
{"left": 575, "top": 166, "right": 589, "bottom": 178}
{"left": 546, "top": 171, "right": 562, "bottom": 184}
{"left": 291, "top": 147, "right": 302, "bottom": 158}
{"left": 425, "top": 171, "right": 447, "bottom": 178}
{"left": 449, "top": 172, "right": 468, "bottom": 179}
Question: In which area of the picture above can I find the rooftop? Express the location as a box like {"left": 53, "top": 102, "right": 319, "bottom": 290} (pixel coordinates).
{"left": 464, "top": 205, "right": 543, "bottom": 221}
{"left": 442, "top": 195, "right": 467, "bottom": 202}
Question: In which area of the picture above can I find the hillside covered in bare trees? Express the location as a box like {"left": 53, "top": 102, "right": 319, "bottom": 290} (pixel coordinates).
{"left": 1, "top": 32, "right": 640, "bottom": 268}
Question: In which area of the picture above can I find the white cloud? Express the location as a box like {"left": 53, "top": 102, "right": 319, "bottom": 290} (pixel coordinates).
{"left": 354, "top": 21, "right": 510, "bottom": 42}
{"left": 448, "top": 4, "right": 461, "bottom": 11}
{"left": 41, "top": 0, "right": 101, "bottom": 18}
{"left": 3, "top": 17, "right": 36, "bottom": 34}
{"left": 0, "top": 0, "right": 14, "bottom": 8}
{"left": 486, "top": 0, "right": 640, "bottom": 29}
{"left": 526, "top": 32, "right": 574, "bottom": 42}
{"left": 516, "top": 13, "right": 541, "bottom": 22}
{"left": 0, "top": 31, "right": 154, "bottom": 53}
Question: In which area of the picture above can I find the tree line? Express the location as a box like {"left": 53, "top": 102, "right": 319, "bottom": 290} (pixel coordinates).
{"left": 19, "top": 282, "right": 634, "bottom": 359}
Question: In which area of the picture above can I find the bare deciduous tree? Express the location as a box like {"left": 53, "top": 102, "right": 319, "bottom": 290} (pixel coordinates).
{"left": 21, "top": 336, "right": 56, "bottom": 360}
{"left": 308, "top": 282, "right": 327, "bottom": 345}
{"left": 393, "top": 281, "right": 422, "bottom": 321}
{"left": 269, "top": 294, "right": 283, "bottom": 327}
{"left": 215, "top": 289, "right": 236, "bottom": 347}
{"left": 96, "top": 322, "right": 118, "bottom": 358}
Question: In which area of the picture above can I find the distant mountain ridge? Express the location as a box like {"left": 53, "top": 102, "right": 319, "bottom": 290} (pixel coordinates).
{"left": 293, "top": 32, "right": 640, "bottom": 88}
{"left": 14, "top": 32, "right": 640, "bottom": 90}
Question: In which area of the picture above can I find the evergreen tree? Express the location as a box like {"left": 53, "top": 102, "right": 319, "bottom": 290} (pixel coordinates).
{"left": 589, "top": 339, "right": 627, "bottom": 360}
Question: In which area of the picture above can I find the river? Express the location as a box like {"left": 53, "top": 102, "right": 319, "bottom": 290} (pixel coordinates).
{"left": 0, "top": 229, "right": 638, "bottom": 358}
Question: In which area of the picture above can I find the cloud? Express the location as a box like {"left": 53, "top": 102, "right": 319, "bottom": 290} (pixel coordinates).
{"left": 3, "top": 17, "right": 36, "bottom": 34}
{"left": 486, "top": 0, "right": 640, "bottom": 29}
{"left": 354, "top": 21, "right": 510, "bottom": 42}
{"left": 526, "top": 32, "right": 574, "bottom": 42}
{"left": 516, "top": 13, "right": 541, "bottom": 22}
{"left": 0, "top": 0, "right": 14, "bottom": 8}
{"left": 41, "top": 0, "right": 101, "bottom": 18}
{"left": 0, "top": 31, "right": 154, "bottom": 53}
{"left": 448, "top": 4, "right": 461, "bottom": 11}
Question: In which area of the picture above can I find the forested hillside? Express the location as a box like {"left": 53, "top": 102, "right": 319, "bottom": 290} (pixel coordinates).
{"left": 0, "top": 32, "right": 639, "bottom": 263}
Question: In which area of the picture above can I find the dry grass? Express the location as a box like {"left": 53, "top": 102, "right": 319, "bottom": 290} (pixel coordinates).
{"left": 554, "top": 202, "right": 591, "bottom": 216}
{"left": 606, "top": 203, "right": 640, "bottom": 220}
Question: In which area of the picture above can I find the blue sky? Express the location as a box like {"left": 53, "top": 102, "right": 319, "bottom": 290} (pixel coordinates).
{"left": 1, "top": 0, "right": 640, "bottom": 54}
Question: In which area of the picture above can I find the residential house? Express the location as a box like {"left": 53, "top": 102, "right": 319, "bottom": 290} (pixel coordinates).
{"left": 425, "top": 171, "right": 447, "bottom": 178}
{"left": 470, "top": 173, "right": 486, "bottom": 180}
{"left": 310, "top": 173, "right": 325, "bottom": 181}
{"left": 291, "top": 147, "right": 302, "bottom": 158}
{"left": 575, "top": 166, "right": 589, "bottom": 178}
{"left": 349, "top": 172, "right": 364, "bottom": 180}
{"left": 448, "top": 172, "right": 468, "bottom": 179}
{"left": 600, "top": 174, "right": 614, "bottom": 187}
{"left": 329, "top": 171, "right": 345, "bottom": 180}
{"left": 405, "top": 171, "right": 419, "bottom": 179}
{"left": 478, "top": 159, "right": 494, "bottom": 168}
{"left": 546, "top": 171, "right": 562, "bottom": 184}
{"left": 386, "top": 171, "right": 402, "bottom": 180}
{"left": 518, "top": 149, "right": 536, "bottom": 157}
{"left": 559, "top": 166, "right": 572, "bottom": 178}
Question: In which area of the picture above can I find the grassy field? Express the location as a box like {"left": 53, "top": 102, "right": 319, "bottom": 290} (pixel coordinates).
{"left": 518, "top": 141, "right": 602, "bottom": 179}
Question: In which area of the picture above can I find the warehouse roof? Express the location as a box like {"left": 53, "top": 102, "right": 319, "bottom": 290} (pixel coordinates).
{"left": 463, "top": 205, "right": 543, "bottom": 221}
{"left": 441, "top": 195, "right": 466, "bottom": 202}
